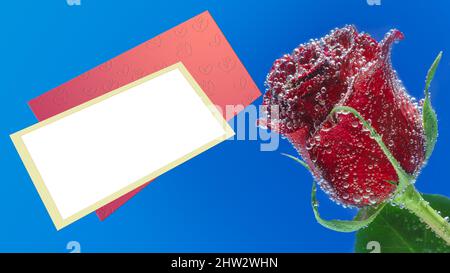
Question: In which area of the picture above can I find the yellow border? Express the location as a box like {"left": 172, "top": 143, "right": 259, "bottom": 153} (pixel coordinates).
{"left": 10, "top": 62, "right": 235, "bottom": 230}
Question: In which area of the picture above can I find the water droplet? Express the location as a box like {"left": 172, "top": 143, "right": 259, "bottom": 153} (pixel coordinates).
{"left": 353, "top": 194, "right": 362, "bottom": 204}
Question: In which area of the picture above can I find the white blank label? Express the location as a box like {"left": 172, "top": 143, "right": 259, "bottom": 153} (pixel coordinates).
{"left": 11, "top": 63, "right": 234, "bottom": 229}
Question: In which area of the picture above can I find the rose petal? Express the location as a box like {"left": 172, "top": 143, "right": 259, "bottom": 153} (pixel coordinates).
{"left": 263, "top": 26, "right": 379, "bottom": 135}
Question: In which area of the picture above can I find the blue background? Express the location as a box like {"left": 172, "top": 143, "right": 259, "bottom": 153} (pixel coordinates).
{"left": 1, "top": 0, "right": 449, "bottom": 253}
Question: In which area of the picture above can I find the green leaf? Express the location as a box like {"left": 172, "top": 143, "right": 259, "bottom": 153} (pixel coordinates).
{"left": 311, "top": 182, "right": 386, "bottom": 232}
{"left": 425, "top": 52, "right": 442, "bottom": 96}
{"left": 423, "top": 52, "right": 442, "bottom": 160}
{"left": 282, "top": 153, "right": 385, "bottom": 232}
{"left": 355, "top": 194, "right": 450, "bottom": 253}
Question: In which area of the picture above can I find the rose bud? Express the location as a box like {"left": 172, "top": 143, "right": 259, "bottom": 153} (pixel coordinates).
{"left": 261, "top": 26, "right": 426, "bottom": 207}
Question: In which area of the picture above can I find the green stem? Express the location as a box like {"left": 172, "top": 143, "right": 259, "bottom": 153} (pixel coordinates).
{"left": 394, "top": 185, "right": 450, "bottom": 245}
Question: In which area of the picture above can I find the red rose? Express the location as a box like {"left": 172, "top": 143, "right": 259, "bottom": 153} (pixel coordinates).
{"left": 262, "top": 26, "right": 426, "bottom": 207}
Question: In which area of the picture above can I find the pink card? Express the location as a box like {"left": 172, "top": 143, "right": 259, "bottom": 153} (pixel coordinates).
{"left": 28, "top": 11, "right": 261, "bottom": 221}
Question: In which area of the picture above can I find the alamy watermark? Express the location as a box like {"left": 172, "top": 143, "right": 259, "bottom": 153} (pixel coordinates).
{"left": 366, "top": 241, "right": 381, "bottom": 253}
{"left": 66, "top": 241, "right": 81, "bottom": 253}
{"left": 212, "top": 104, "right": 280, "bottom": 152}
{"left": 367, "top": 0, "right": 381, "bottom": 6}
{"left": 66, "top": 0, "right": 81, "bottom": 6}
